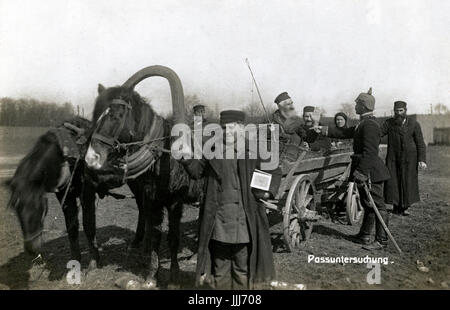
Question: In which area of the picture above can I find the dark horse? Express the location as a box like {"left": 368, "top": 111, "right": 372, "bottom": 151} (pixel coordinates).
{"left": 84, "top": 65, "right": 190, "bottom": 287}
{"left": 5, "top": 117, "right": 104, "bottom": 268}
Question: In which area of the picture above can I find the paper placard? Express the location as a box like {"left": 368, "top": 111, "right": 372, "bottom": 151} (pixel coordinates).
{"left": 250, "top": 169, "right": 272, "bottom": 191}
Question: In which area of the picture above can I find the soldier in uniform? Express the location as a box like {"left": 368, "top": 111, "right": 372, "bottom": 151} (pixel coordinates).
{"left": 178, "top": 110, "right": 281, "bottom": 289}
{"left": 380, "top": 101, "right": 427, "bottom": 216}
{"left": 315, "top": 88, "right": 391, "bottom": 250}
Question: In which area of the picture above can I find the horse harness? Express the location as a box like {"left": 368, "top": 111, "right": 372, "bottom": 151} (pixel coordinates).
{"left": 91, "top": 98, "right": 169, "bottom": 182}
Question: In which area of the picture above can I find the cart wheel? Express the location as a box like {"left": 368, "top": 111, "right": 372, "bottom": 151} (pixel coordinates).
{"left": 345, "top": 182, "right": 364, "bottom": 225}
{"left": 283, "top": 174, "right": 316, "bottom": 252}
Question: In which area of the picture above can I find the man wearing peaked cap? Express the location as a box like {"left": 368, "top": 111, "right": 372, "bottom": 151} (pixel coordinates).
{"left": 271, "top": 92, "right": 299, "bottom": 143}
{"left": 179, "top": 109, "right": 282, "bottom": 289}
{"left": 272, "top": 92, "right": 317, "bottom": 144}
{"left": 380, "top": 100, "right": 427, "bottom": 216}
{"left": 301, "top": 105, "right": 331, "bottom": 152}
{"left": 220, "top": 110, "right": 246, "bottom": 125}
{"left": 283, "top": 105, "right": 331, "bottom": 152}
{"left": 314, "top": 88, "right": 391, "bottom": 251}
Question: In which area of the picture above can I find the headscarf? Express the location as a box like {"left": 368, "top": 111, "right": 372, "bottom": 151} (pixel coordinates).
{"left": 334, "top": 112, "right": 348, "bottom": 128}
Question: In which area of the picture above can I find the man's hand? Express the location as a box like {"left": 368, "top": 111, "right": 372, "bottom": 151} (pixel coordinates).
{"left": 172, "top": 141, "right": 192, "bottom": 159}
{"left": 418, "top": 161, "right": 427, "bottom": 170}
{"left": 311, "top": 108, "right": 321, "bottom": 125}
{"left": 311, "top": 125, "right": 323, "bottom": 134}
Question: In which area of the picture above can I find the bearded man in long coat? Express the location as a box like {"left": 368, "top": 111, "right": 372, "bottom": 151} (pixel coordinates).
{"left": 381, "top": 101, "right": 427, "bottom": 216}
{"left": 179, "top": 110, "right": 281, "bottom": 289}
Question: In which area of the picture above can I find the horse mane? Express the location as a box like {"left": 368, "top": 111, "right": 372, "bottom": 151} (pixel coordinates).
{"left": 62, "top": 116, "right": 92, "bottom": 130}
{"left": 7, "top": 131, "right": 64, "bottom": 211}
{"left": 92, "top": 86, "right": 156, "bottom": 141}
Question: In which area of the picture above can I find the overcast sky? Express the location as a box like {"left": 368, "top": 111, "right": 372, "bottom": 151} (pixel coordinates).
{"left": 1, "top": 0, "right": 449, "bottom": 117}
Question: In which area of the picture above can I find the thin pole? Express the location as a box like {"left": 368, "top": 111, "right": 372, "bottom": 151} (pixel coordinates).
{"left": 245, "top": 58, "right": 271, "bottom": 124}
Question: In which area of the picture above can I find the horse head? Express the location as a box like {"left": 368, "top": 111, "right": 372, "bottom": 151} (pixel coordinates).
{"left": 7, "top": 132, "right": 63, "bottom": 256}
{"left": 85, "top": 65, "right": 186, "bottom": 181}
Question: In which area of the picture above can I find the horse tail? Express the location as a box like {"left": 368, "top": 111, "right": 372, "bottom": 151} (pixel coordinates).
{"left": 7, "top": 131, "right": 64, "bottom": 211}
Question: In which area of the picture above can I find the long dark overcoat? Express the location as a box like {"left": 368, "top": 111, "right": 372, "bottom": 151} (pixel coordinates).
{"left": 183, "top": 155, "right": 281, "bottom": 288}
{"left": 326, "top": 115, "right": 390, "bottom": 183}
{"left": 380, "top": 117, "right": 426, "bottom": 206}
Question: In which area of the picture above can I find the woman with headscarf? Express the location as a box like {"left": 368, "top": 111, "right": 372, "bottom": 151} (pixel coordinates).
{"left": 334, "top": 112, "right": 348, "bottom": 129}
{"left": 331, "top": 112, "right": 352, "bottom": 149}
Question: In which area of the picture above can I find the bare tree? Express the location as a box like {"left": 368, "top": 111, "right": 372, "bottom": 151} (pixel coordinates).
{"left": 339, "top": 103, "right": 357, "bottom": 119}
{"left": 434, "top": 103, "right": 450, "bottom": 115}
{"left": 0, "top": 97, "right": 75, "bottom": 127}
{"left": 243, "top": 100, "right": 264, "bottom": 117}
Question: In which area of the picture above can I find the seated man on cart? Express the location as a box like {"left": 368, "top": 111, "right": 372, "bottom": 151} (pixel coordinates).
{"left": 271, "top": 92, "right": 321, "bottom": 162}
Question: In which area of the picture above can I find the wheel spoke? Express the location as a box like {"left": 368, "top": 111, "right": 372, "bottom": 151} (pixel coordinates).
{"left": 291, "top": 234, "right": 297, "bottom": 248}
{"left": 304, "top": 195, "right": 313, "bottom": 208}
{"left": 294, "top": 236, "right": 300, "bottom": 248}
{"left": 299, "top": 182, "right": 308, "bottom": 205}
{"left": 289, "top": 218, "right": 298, "bottom": 232}
{"left": 304, "top": 182, "right": 311, "bottom": 197}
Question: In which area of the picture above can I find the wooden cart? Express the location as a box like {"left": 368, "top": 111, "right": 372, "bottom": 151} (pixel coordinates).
{"left": 260, "top": 149, "right": 364, "bottom": 252}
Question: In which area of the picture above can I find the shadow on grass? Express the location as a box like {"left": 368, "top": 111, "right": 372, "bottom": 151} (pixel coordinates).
{"left": 312, "top": 224, "right": 354, "bottom": 242}
{"left": 0, "top": 222, "right": 198, "bottom": 289}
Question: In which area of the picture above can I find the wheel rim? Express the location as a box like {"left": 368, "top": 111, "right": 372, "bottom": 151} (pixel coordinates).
{"left": 346, "top": 182, "right": 364, "bottom": 225}
{"left": 283, "top": 175, "right": 316, "bottom": 251}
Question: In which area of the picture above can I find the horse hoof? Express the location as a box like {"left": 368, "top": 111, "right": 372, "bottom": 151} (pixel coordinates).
{"left": 143, "top": 279, "right": 158, "bottom": 290}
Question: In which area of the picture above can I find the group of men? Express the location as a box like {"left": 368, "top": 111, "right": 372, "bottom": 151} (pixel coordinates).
{"left": 175, "top": 88, "right": 427, "bottom": 290}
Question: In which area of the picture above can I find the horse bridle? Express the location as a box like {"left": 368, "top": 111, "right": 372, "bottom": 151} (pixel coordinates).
{"left": 91, "top": 98, "right": 133, "bottom": 150}
{"left": 90, "top": 98, "right": 168, "bottom": 182}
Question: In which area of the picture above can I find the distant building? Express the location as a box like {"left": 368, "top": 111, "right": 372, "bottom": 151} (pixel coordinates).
{"left": 414, "top": 115, "right": 450, "bottom": 145}
{"left": 433, "top": 128, "right": 450, "bottom": 145}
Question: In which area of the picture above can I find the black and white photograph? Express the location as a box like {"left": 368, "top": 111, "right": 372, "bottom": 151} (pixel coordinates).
{"left": 0, "top": 0, "right": 449, "bottom": 296}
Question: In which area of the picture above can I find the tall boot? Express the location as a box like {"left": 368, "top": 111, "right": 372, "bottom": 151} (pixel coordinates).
{"left": 375, "top": 210, "right": 389, "bottom": 246}
{"left": 363, "top": 210, "right": 389, "bottom": 250}
{"left": 352, "top": 211, "right": 375, "bottom": 244}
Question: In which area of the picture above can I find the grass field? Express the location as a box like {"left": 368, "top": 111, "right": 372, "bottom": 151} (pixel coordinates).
{"left": 0, "top": 127, "right": 448, "bottom": 290}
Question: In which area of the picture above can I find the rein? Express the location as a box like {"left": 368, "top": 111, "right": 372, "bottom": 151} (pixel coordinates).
{"left": 91, "top": 98, "right": 171, "bottom": 182}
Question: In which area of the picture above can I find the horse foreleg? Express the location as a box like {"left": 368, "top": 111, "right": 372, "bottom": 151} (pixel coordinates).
{"left": 128, "top": 181, "right": 145, "bottom": 249}
{"left": 143, "top": 196, "right": 163, "bottom": 288}
{"left": 167, "top": 199, "right": 183, "bottom": 285}
{"left": 81, "top": 183, "right": 100, "bottom": 269}
{"left": 57, "top": 192, "right": 81, "bottom": 262}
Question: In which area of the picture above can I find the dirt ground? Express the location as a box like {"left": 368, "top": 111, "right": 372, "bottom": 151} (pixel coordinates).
{"left": 0, "top": 146, "right": 449, "bottom": 290}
